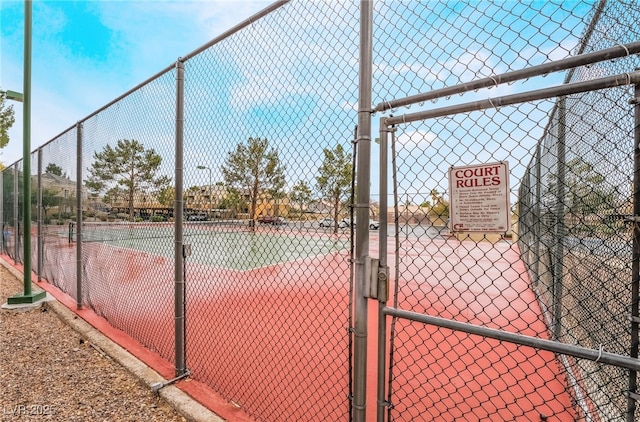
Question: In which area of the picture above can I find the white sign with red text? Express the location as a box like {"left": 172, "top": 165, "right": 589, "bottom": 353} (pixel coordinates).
{"left": 448, "top": 161, "right": 510, "bottom": 233}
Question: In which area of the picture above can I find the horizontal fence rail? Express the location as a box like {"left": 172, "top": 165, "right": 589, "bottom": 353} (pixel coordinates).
{"left": 2, "top": 1, "right": 640, "bottom": 421}
{"left": 383, "top": 307, "right": 640, "bottom": 372}
{"left": 384, "top": 70, "right": 640, "bottom": 126}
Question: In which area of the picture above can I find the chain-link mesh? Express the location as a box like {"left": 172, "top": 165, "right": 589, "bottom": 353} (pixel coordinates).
{"left": 1, "top": 2, "right": 357, "bottom": 421}
{"left": 181, "top": 2, "right": 357, "bottom": 420}
{"left": 38, "top": 128, "right": 78, "bottom": 300}
{"left": 3, "top": 0, "right": 640, "bottom": 421}
{"left": 3, "top": 2, "right": 359, "bottom": 420}
{"left": 78, "top": 68, "right": 177, "bottom": 363}
{"left": 2, "top": 163, "right": 20, "bottom": 263}
{"left": 375, "top": 0, "right": 640, "bottom": 421}
{"left": 518, "top": 1, "right": 640, "bottom": 418}
{"left": 13, "top": 160, "right": 25, "bottom": 264}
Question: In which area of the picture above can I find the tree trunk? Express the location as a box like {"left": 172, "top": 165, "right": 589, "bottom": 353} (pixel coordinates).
{"left": 250, "top": 179, "right": 259, "bottom": 232}
{"left": 333, "top": 194, "right": 340, "bottom": 235}
{"left": 128, "top": 190, "right": 134, "bottom": 221}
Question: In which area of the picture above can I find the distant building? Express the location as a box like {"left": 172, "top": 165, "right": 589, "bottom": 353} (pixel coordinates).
{"left": 254, "top": 193, "right": 291, "bottom": 218}
{"left": 184, "top": 184, "right": 227, "bottom": 211}
{"left": 306, "top": 199, "right": 333, "bottom": 214}
{"left": 387, "top": 204, "right": 430, "bottom": 224}
{"left": 39, "top": 173, "right": 86, "bottom": 216}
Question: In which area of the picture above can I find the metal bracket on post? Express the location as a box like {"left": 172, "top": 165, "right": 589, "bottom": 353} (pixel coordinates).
{"left": 364, "top": 257, "right": 389, "bottom": 301}
{"left": 182, "top": 244, "right": 192, "bottom": 258}
{"left": 364, "top": 257, "right": 373, "bottom": 298}
{"left": 377, "top": 264, "right": 389, "bottom": 302}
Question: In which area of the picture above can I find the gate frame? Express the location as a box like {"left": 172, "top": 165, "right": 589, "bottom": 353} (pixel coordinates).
{"left": 374, "top": 42, "right": 640, "bottom": 421}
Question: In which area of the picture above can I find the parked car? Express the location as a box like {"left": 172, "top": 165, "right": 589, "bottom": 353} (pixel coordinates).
{"left": 319, "top": 218, "right": 336, "bottom": 228}
{"left": 258, "top": 215, "right": 277, "bottom": 224}
{"left": 257, "top": 215, "right": 287, "bottom": 225}
{"left": 340, "top": 218, "right": 379, "bottom": 229}
{"left": 186, "top": 213, "right": 207, "bottom": 221}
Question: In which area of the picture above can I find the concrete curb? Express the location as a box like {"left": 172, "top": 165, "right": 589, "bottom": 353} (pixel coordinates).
{"left": 1, "top": 261, "right": 224, "bottom": 422}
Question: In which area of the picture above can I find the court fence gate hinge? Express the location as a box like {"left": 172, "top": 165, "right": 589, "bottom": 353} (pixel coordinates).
{"left": 364, "top": 257, "right": 389, "bottom": 301}
{"left": 183, "top": 244, "right": 192, "bottom": 258}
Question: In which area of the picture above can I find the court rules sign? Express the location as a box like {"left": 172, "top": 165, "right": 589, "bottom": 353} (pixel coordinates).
{"left": 448, "top": 161, "right": 510, "bottom": 233}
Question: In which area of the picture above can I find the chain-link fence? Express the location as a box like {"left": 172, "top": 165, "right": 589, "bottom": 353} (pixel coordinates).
{"left": 2, "top": 163, "right": 20, "bottom": 263}
{"left": 3, "top": 0, "right": 640, "bottom": 421}
{"left": 177, "top": 2, "right": 358, "bottom": 420}
{"left": 518, "top": 0, "right": 640, "bottom": 419}
{"left": 37, "top": 128, "right": 78, "bottom": 301}
{"left": 2, "top": 1, "right": 357, "bottom": 421}
{"left": 373, "top": 0, "right": 640, "bottom": 421}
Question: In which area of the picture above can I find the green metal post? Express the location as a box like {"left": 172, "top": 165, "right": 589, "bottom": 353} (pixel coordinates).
{"left": 8, "top": 0, "right": 45, "bottom": 304}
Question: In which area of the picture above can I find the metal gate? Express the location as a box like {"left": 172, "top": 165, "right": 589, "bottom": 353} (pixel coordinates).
{"left": 372, "top": 44, "right": 640, "bottom": 421}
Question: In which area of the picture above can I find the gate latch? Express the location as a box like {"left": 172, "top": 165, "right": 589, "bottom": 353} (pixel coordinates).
{"left": 364, "top": 257, "right": 389, "bottom": 301}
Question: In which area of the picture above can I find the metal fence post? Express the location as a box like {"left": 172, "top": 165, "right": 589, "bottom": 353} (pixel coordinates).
{"left": 628, "top": 78, "right": 640, "bottom": 422}
{"left": 22, "top": 0, "right": 33, "bottom": 293}
{"left": 13, "top": 166, "right": 18, "bottom": 262}
{"left": 174, "top": 58, "right": 187, "bottom": 377}
{"left": 553, "top": 97, "right": 566, "bottom": 340}
{"left": 76, "top": 121, "right": 83, "bottom": 309}
{"left": 0, "top": 167, "right": 3, "bottom": 253}
{"left": 6, "top": 0, "right": 45, "bottom": 304}
{"left": 534, "top": 143, "right": 542, "bottom": 286}
{"left": 36, "top": 148, "right": 42, "bottom": 280}
{"left": 377, "top": 120, "right": 390, "bottom": 421}
{"left": 354, "top": 1, "right": 373, "bottom": 420}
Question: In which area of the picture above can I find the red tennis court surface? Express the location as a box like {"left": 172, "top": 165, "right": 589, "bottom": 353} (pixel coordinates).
{"left": 7, "top": 229, "right": 578, "bottom": 421}
{"left": 368, "top": 233, "right": 577, "bottom": 421}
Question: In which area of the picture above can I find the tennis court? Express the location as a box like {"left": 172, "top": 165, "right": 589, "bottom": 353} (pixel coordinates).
{"left": 41, "top": 220, "right": 354, "bottom": 420}
{"left": 62, "top": 221, "right": 350, "bottom": 271}
{"left": 33, "top": 221, "right": 577, "bottom": 421}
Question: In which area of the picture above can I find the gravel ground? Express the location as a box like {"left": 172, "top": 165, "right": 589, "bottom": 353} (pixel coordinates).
{"left": 0, "top": 265, "right": 188, "bottom": 422}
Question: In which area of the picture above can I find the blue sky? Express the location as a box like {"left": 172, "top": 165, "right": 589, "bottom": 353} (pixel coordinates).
{"left": 0, "top": 0, "right": 272, "bottom": 166}
{"left": 1, "top": 0, "right": 615, "bottom": 210}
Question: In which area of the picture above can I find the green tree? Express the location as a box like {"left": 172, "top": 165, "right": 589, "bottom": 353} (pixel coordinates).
{"left": 221, "top": 137, "right": 285, "bottom": 229}
{"left": 0, "top": 91, "right": 15, "bottom": 150}
{"left": 218, "top": 189, "right": 246, "bottom": 217}
{"left": 427, "top": 189, "right": 449, "bottom": 219}
{"left": 45, "top": 163, "right": 64, "bottom": 177}
{"left": 269, "top": 182, "right": 287, "bottom": 218}
{"left": 290, "top": 180, "right": 312, "bottom": 217}
{"left": 85, "top": 139, "right": 170, "bottom": 220}
{"left": 316, "top": 143, "right": 353, "bottom": 234}
{"left": 547, "top": 157, "right": 617, "bottom": 217}
{"left": 157, "top": 186, "right": 175, "bottom": 208}
{"left": 35, "top": 188, "right": 62, "bottom": 218}
{"left": 103, "top": 187, "right": 124, "bottom": 208}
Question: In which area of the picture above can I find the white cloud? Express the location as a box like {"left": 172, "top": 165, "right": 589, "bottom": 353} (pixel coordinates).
{"left": 395, "top": 130, "right": 437, "bottom": 148}
{"left": 375, "top": 62, "right": 440, "bottom": 83}
{"left": 439, "top": 51, "right": 501, "bottom": 83}
{"left": 0, "top": 1, "right": 276, "bottom": 166}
